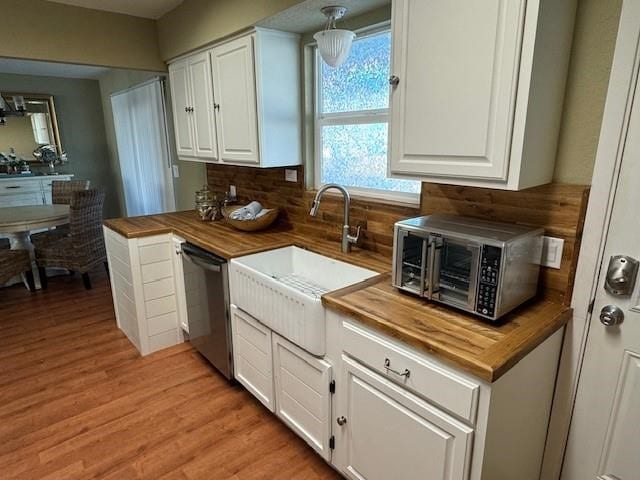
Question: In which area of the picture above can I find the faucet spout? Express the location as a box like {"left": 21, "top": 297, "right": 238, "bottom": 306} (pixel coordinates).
{"left": 309, "top": 183, "right": 359, "bottom": 253}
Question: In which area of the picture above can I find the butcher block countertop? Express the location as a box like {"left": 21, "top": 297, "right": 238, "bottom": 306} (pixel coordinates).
{"left": 104, "top": 210, "right": 571, "bottom": 382}
{"left": 323, "top": 274, "right": 571, "bottom": 382}
{"left": 103, "top": 211, "right": 390, "bottom": 272}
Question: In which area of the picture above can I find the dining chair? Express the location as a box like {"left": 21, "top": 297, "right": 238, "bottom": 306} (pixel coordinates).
{"left": 35, "top": 189, "right": 106, "bottom": 290}
{"left": 52, "top": 179, "right": 91, "bottom": 205}
{"left": 30, "top": 180, "right": 91, "bottom": 247}
{"left": 0, "top": 242, "right": 35, "bottom": 291}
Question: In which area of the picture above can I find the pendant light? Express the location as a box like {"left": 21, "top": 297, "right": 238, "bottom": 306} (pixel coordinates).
{"left": 313, "top": 6, "right": 355, "bottom": 68}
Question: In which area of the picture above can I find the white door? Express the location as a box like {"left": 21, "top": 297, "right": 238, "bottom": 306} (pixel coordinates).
{"left": 111, "top": 79, "right": 176, "bottom": 216}
{"left": 188, "top": 52, "right": 218, "bottom": 160}
{"left": 562, "top": 21, "right": 640, "bottom": 479}
{"left": 388, "top": 0, "right": 525, "bottom": 180}
{"left": 272, "top": 333, "right": 333, "bottom": 460}
{"left": 335, "top": 355, "right": 473, "bottom": 480}
{"left": 168, "top": 59, "right": 195, "bottom": 158}
{"left": 210, "top": 36, "right": 260, "bottom": 164}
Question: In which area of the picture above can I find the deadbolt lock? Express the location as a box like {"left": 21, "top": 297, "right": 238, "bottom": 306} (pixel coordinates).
{"left": 605, "top": 255, "right": 639, "bottom": 296}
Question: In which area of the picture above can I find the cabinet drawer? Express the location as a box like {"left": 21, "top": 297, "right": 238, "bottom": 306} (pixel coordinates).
{"left": 0, "top": 180, "right": 42, "bottom": 194}
{"left": 342, "top": 320, "right": 479, "bottom": 424}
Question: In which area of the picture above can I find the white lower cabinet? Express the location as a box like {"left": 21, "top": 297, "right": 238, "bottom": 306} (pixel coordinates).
{"left": 272, "top": 333, "right": 333, "bottom": 460}
{"left": 337, "top": 355, "right": 473, "bottom": 480}
{"left": 227, "top": 291, "right": 563, "bottom": 480}
{"left": 104, "top": 227, "right": 185, "bottom": 355}
{"left": 230, "top": 305, "right": 274, "bottom": 411}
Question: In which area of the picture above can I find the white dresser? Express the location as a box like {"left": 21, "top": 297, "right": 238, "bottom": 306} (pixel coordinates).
{"left": 0, "top": 175, "right": 74, "bottom": 206}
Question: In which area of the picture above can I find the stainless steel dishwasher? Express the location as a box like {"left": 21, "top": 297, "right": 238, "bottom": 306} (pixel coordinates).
{"left": 180, "top": 242, "right": 233, "bottom": 379}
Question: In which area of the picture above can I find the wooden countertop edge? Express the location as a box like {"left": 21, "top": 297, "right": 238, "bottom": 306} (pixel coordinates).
{"left": 103, "top": 218, "right": 171, "bottom": 239}
{"left": 479, "top": 306, "right": 572, "bottom": 381}
{"left": 322, "top": 290, "right": 572, "bottom": 383}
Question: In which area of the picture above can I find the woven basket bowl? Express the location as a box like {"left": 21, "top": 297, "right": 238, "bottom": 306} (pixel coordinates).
{"left": 222, "top": 205, "right": 280, "bottom": 232}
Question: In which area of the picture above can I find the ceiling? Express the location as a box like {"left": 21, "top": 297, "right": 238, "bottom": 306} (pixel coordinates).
{"left": 46, "top": 0, "right": 184, "bottom": 19}
{"left": 0, "top": 58, "right": 109, "bottom": 80}
{"left": 257, "top": 0, "right": 390, "bottom": 34}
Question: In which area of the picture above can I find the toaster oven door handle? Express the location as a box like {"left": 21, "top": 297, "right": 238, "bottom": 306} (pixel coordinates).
{"left": 467, "top": 244, "right": 481, "bottom": 311}
{"left": 420, "top": 237, "right": 430, "bottom": 298}
{"left": 427, "top": 236, "right": 437, "bottom": 299}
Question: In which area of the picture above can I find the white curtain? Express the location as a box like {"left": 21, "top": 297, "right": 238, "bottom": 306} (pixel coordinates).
{"left": 111, "top": 79, "right": 175, "bottom": 216}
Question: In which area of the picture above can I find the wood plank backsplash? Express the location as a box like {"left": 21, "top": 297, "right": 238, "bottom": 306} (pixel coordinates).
{"left": 206, "top": 164, "right": 589, "bottom": 304}
{"left": 206, "top": 164, "right": 419, "bottom": 257}
{"left": 420, "top": 183, "right": 590, "bottom": 304}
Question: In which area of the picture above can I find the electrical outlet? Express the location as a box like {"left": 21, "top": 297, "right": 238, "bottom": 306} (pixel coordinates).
{"left": 285, "top": 169, "right": 298, "bottom": 182}
{"left": 541, "top": 236, "right": 564, "bottom": 269}
{"left": 172, "top": 165, "right": 180, "bottom": 178}
{"left": 229, "top": 185, "right": 237, "bottom": 198}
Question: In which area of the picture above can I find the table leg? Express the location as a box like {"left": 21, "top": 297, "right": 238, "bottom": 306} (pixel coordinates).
{"left": 8, "top": 231, "right": 42, "bottom": 290}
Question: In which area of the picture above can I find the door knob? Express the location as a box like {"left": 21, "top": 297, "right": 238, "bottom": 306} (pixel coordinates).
{"left": 336, "top": 416, "right": 347, "bottom": 426}
{"left": 600, "top": 305, "right": 624, "bottom": 327}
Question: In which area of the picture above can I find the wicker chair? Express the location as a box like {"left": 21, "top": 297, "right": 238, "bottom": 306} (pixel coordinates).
{"left": 0, "top": 242, "right": 35, "bottom": 291}
{"left": 52, "top": 180, "right": 90, "bottom": 205}
{"left": 31, "top": 180, "right": 90, "bottom": 246}
{"left": 35, "top": 189, "right": 106, "bottom": 290}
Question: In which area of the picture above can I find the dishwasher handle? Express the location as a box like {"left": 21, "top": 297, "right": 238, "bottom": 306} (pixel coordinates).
{"left": 181, "top": 243, "right": 226, "bottom": 272}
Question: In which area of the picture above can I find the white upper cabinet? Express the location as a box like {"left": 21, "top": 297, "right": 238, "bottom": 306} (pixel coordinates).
{"left": 168, "top": 28, "right": 302, "bottom": 168}
{"left": 188, "top": 52, "right": 218, "bottom": 159}
{"left": 388, "top": 0, "right": 577, "bottom": 190}
{"left": 168, "top": 59, "right": 195, "bottom": 158}
{"left": 211, "top": 35, "right": 260, "bottom": 165}
{"left": 169, "top": 53, "right": 218, "bottom": 161}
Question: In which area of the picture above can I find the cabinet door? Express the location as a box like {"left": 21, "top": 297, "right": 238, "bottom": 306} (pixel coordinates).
{"left": 172, "top": 237, "right": 188, "bottom": 334}
{"left": 272, "top": 333, "right": 333, "bottom": 460}
{"left": 389, "top": 0, "right": 526, "bottom": 181}
{"left": 230, "top": 305, "right": 274, "bottom": 411}
{"left": 211, "top": 36, "right": 260, "bottom": 164}
{"left": 336, "top": 355, "right": 473, "bottom": 480}
{"left": 168, "top": 59, "right": 195, "bottom": 158}
{"left": 188, "top": 52, "right": 218, "bottom": 160}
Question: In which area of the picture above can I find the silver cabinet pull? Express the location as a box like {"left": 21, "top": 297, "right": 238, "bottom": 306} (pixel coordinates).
{"left": 214, "top": 103, "right": 220, "bottom": 111}
{"left": 6, "top": 185, "right": 21, "bottom": 189}
{"left": 384, "top": 358, "right": 410, "bottom": 378}
{"left": 389, "top": 75, "right": 400, "bottom": 87}
{"left": 336, "top": 416, "right": 347, "bottom": 426}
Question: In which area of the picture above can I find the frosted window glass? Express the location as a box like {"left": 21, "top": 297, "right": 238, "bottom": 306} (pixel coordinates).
{"left": 321, "top": 123, "right": 421, "bottom": 194}
{"left": 321, "top": 32, "right": 391, "bottom": 114}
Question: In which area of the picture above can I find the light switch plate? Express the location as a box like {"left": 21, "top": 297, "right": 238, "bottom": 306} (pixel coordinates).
{"left": 285, "top": 169, "right": 298, "bottom": 182}
{"left": 541, "top": 236, "right": 564, "bottom": 269}
{"left": 172, "top": 165, "right": 180, "bottom": 178}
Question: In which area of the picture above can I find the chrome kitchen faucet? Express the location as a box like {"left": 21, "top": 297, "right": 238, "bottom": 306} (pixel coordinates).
{"left": 309, "top": 183, "right": 361, "bottom": 253}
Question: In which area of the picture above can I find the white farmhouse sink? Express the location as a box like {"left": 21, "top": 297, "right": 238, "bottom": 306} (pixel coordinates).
{"left": 229, "top": 246, "right": 378, "bottom": 355}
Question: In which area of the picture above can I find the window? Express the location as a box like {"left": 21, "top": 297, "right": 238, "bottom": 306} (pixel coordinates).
{"left": 315, "top": 29, "right": 420, "bottom": 201}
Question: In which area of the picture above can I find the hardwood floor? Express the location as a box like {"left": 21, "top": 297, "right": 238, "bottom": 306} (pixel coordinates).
{"left": 0, "top": 270, "right": 341, "bottom": 480}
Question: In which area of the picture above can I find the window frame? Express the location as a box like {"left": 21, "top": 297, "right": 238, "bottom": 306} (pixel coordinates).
{"left": 312, "top": 25, "right": 420, "bottom": 204}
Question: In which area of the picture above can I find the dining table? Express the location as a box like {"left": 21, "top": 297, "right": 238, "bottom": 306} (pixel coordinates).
{"left": 0, "top": 204, "right": 70, "bottom": 289}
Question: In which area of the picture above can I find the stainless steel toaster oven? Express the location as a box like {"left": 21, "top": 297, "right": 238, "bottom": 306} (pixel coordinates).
{"left": 392, "top": 214, "right": 543, "bottom": 321}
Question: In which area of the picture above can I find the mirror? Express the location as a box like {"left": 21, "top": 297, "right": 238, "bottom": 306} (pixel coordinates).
{"left": 0, "top": 93, "right": 62, "bottom": 162}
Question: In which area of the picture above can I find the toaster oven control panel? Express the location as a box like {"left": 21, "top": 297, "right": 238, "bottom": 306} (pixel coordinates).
{"left": 477, "top": 245, "right": 502, "bottom": 317}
